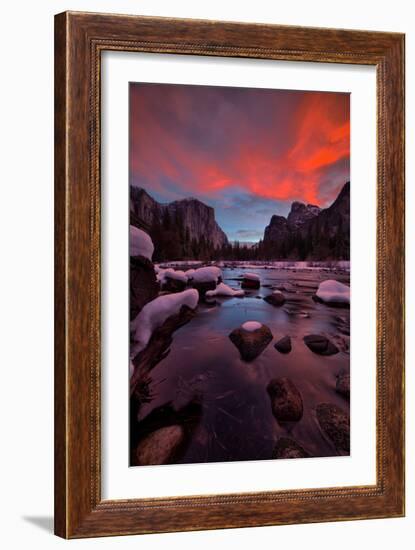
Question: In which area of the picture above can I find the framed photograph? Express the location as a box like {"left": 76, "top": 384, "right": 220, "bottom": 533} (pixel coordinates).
{"left": 54, "top": 11, "right": 405, "bottom": 538}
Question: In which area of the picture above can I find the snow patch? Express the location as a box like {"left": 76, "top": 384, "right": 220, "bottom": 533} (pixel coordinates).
{"left": 188, "top": 266, "right": 222, "bottom": 284}
{"left": 164, "top": 270, "right": 187, "bottom": 283}
{"left": 130, "top": 289, "right": 199, "bottom": 356}
{"left": 316, "top": 279, "right": 350, "bottom": 304}
{"left": 241, "top": 321, "right": 263, "bottom": 332}
{"left": 130, "top": 226, "right": 154, "bottom": 260}
{"left": 206, "top": 283, "right": 244, "bottom": 298}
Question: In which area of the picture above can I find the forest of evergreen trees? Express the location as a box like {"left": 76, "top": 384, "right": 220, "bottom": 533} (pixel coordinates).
{"left": 146, "top": 207, "right": 349, "bottom": 262}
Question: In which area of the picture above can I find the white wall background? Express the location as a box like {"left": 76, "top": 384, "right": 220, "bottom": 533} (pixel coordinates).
{"left": 0, "top": 1, "right": 412, "bottom": 548}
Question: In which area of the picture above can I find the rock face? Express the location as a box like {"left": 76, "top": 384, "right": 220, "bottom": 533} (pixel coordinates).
{"left": 304, "top": 334, "right": 339, "bottom": 356}
{"left": 272, "top": 437, "right": 309, "bottom": 459}
{"left": 263, "top": 215, "right": 291, "bottom": 257}
{"left": 229, "top": 323, "right": 273, "bottom": 361}
{"left": 264, "top": 290, "right": 285, "bottom": 307}
{"left": 261, "top": 182, "right": 350, "bottom": 260}
{"left": 169, "top": 197, "right": 228, "bottom": 249}
{"left": 316, "top": 403, "right": 350, "bottom": 453}
{"left": 136, "top": 425, "right": 185, "bottom": 465}
{"left": 336, "top": 371, "right": 350, "bottom": 399}
{"left": 274, "top": 335, "right": 292, "bottom": 354}
{"left": 130, "top": 186, "right": 228, "bottom": 250}
{"left": 287, "top": 202, "right": 321, "bottom": 229}
{"left": 267, "top": 377, "right": 303, "bottom": 422}
{"left": 130, "top": 255, "right": 159, "bottom": 319}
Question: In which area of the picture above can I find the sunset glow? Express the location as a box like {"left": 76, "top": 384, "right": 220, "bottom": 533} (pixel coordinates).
{"left": 130, "top": 83, "right": 350, "bottom": 241}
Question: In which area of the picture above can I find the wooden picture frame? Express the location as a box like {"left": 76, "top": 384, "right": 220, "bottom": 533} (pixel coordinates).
{"left": 54, "top": 11, "right": 405, "bottom": 538}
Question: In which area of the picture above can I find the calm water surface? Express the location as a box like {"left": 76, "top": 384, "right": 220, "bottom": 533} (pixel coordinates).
{"left": 135, "top": 266, "right": 350, "bottom": 464}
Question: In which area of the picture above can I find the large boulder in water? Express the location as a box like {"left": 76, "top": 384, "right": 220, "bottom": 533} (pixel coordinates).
{"left": 229, "top": 321, "right": 272, "bottom": 361}
{"left": 316, "top": 403, "right": 350, "bottom": 453}
{"left": 312, "top": 279, "right": 350, "bottom": 308}
{"left": 264, "top": 290, "right": 286, "bottom": 307}
{"left": 304, "top": 334, "right": 339, "bottom": 356}
{"left": 336, "top": 371, "right": 350, "bottom": 399}
{"left": 267, "top": 377, "right": 303, "bottom": 422}
{"left": 130, "top": 255, "right": 159, "bottom": 319}
{"left": 188, "top": 266, "right": 221, "bottom": 297}
{"left": 274, "top": 335, "right": 292, "bottom": 354}
{"left": 241, "top": 273, "right": 260, "bottom": 290}
{"left": 272, "top": 437, "right": 309, "bottom": 459}
{"left": 136, "top": 425, "right": 185, "bottom": 465}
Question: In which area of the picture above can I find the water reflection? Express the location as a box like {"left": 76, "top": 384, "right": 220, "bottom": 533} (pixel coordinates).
{"left": 133, "top": 267, "right": 350, "bottom": 464}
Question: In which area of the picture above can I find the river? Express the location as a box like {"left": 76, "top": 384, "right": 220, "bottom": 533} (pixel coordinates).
{"left": 134, "top": 264, "right": 350, "bottom": 464}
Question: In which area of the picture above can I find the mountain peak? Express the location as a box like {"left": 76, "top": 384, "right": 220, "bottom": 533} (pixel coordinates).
{"left": 130, "top": 186, "right": 228, "bottom": 249}
{"left": 287, "top": 201, "right": 321, "bottom": 229}
{"left": 262, "top": 182, "right": 350, "bottom": 260}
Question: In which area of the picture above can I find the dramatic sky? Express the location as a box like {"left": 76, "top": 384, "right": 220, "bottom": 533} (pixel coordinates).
{"left": 129, "top": 83, "right": 350, "bottom": 242}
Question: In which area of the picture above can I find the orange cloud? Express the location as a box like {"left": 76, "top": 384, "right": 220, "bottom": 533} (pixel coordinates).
{"left": 130, "top": 84, "right": 350, "bottom": 207}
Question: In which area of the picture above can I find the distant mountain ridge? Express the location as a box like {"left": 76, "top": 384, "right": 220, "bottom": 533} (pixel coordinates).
{"left": 130, "top": 186, "right": 228, "bottom": 249}
{"left": 130, "top": 186, "right": 229, "bottom": 261}
{"left": 287, "top": 202, "right": 321, "bottom": 229}
{"left": 262, "top": 182, "right": 350, "bottom": 260}
{"left": 130, "top": 183, "right": 349, "bottom": 261}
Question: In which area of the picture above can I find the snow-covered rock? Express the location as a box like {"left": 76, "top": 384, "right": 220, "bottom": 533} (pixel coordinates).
{"left": 157, "top": 268, "right": 187, "bottom": 287}
{"left": 241, "top": 272, "right": 260, "bottom": 290}
{"left": 206, "top": 283, "right": 244, "bottom": 298}
{"left": 241, "top": 321, "right": 262, "bottom": 332}
{"left": 188, "top": 266, "right": 222, "bottom": 284}
{"left": 130, "top": 225, "right": 154, "bottom": 260}
{"left": 131, "top": 289, "right": 199, "bottom": 355}
{"left": 315, "top": 279, "right": 350, "bottom": 306}
{"left": 165, "top": 270, "right": 187, "bottom": 283}
{"left": 161, "top": 269, "right": 188, "bottom": 293}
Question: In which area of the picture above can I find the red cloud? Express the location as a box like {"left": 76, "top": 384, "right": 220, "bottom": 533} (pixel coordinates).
{"left": 130, "top": 85, "right": 349, "bottom": 207}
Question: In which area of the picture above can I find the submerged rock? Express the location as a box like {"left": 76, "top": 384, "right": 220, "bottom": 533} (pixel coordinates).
{"left": 336, "top": 371, "right": 350, "bottom": 399}
{"left": 274, "top": 335, "right": 292, "bottom": 354}
{"left": 316, "top": 403, "right": 350, "bottom": 453}
{"left": 229, "top": 322, "right": 273, "bottom": 361}
{"left": 304, "top": 334, "right": 339, "bottom": 356}
{"left": 267, "top": 377, "right": 303, "bottom": 422}
{"left": 241, "top": 273, "right": 260, "bottom": 290}
{"left": 272, "top": 437, "right": 309, "bottom": 459}
{"left": 264, "top": 290, "right": 286, "bottom": 307}
{"left": 130, "top": 255, "right": 159, "bottom": 319}
{"left": 136, "top": 425, "right": 185, "bottom": 465}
